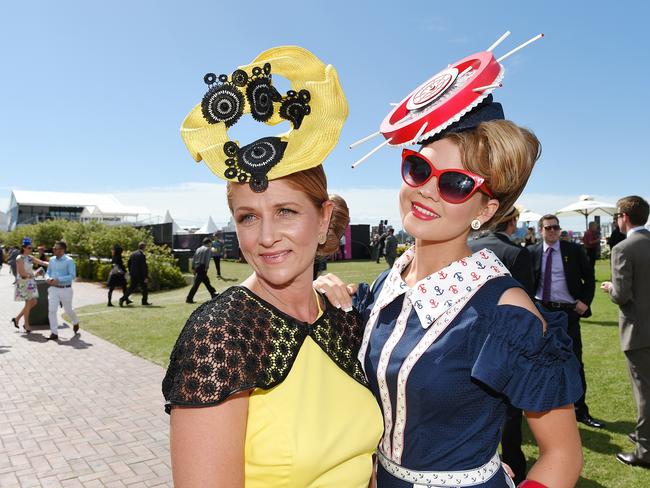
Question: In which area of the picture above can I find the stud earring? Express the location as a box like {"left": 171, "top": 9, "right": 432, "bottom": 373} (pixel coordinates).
{"left": 318, "top": 233, "right": 326, "bottom": 245}
{"left": 471, "top": 219, "right": 481, "bottom": 230}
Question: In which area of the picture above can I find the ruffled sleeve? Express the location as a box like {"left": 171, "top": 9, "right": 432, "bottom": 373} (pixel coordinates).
{"left": 470, "top": 304, "right": 584, "bottom": 412}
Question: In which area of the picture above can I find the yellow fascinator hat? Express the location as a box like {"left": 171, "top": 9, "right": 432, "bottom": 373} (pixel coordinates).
{"left": 181, "top": 46, "right": 348, "bottom": 192}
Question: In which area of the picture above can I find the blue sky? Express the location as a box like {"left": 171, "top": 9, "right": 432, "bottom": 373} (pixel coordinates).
{"left": 1, "top": 0, "right": 648, "bottom": 229}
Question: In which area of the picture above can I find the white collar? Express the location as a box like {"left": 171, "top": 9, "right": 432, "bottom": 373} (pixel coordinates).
{"left": 627, "top": 226, "right": 646, "bottom": 236}
{"left": 375, "top": 246, "right": 510, "bottom": 329}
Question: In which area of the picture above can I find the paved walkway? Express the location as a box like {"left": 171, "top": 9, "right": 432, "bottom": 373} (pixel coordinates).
{"left": 0, "top": 266, "right": 172, "bottom": 487}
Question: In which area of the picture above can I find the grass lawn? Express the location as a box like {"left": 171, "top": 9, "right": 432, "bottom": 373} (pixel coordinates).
{"left": 76, "top": 258, "right": 649, "bottom": 486}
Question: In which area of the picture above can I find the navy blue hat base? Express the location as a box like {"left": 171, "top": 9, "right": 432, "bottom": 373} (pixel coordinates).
{"left": 420, "top": 95, "right": 505, "bottom": 146}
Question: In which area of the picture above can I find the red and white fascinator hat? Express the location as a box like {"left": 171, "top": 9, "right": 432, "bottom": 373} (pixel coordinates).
{"left": 350, "top": 31, "right": 543, "bottom": 168}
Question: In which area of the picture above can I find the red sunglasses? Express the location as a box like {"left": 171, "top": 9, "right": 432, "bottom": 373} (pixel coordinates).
{"left": 401, "top": 149, "right": 493, "bottom": 204}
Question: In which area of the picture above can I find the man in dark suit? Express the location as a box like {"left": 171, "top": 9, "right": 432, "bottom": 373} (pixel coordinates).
{"left": 531, "top": 214, "right": 602, "bottom": 428}
{"left": 121, "top": 241, "right": 152, "bottom": 306}
{"left": 601, "top": 196, "right": 650, "bottom": 468}
{"left": 469, "top": 205, "right": 534, "bottom": 485}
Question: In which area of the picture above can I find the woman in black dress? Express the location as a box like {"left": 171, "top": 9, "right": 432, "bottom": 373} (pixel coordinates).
{"left": 107, "top": 245, "right": 127, "bottom": 307}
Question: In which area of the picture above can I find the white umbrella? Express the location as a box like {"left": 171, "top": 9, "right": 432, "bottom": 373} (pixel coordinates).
{"left": 519, "top": 211, "right": 542, "bottom": 223}
{"left": 556, "top": 195, "right": 616, "bottom": 229}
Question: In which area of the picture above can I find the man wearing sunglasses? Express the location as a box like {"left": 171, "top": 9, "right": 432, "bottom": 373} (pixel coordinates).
{"left": 601, "top": 196, "right": 650, "bottom": 468}
{"left": 531, "top": 214, "right": 601, "bottom": 428}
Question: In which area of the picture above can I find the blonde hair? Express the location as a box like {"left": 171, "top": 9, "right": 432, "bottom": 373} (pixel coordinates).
{"left": 226, "top": 165, "right": 349, "bottom": 256}
{"left": 445, "top": 120, "right": 541, "bottom": 228}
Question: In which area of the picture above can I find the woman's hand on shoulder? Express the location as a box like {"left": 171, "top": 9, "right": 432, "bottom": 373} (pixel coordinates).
{"left": 313, "top": 273, "right": 357, "bottom": 311}
{"left": 497, "top": 287, "right": 547, "bottom": 333}
{"left": 170, "top": 391, "right": 249, "bottom": 488}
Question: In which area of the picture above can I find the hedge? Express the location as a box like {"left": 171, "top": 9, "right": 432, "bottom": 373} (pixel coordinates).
{"left": 1, "top": 220, "right": 186, "bottom": 291}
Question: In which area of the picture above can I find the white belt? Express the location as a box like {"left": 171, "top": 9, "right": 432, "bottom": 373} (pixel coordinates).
{"left": 377, "top": 449, "right": 505, "bottom": 487}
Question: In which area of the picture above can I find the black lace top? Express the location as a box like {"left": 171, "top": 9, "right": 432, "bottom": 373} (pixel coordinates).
{"left": 162, "top": 286, "right": 369, "bottom": 413}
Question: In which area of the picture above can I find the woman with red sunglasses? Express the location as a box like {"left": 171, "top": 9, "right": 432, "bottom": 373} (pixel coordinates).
{"left": 316, "top": 108, "right": 583, "bottom": 486}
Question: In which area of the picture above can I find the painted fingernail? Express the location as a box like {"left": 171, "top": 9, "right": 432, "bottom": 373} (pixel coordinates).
{"left": 318, "top": 288, "right": 327, "bottom": 294}
{"left": 343, "top": 306, "right": 353, "bottom": 313}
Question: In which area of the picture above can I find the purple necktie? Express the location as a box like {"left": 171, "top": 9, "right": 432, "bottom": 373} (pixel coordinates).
{"left": 542, "top": 247, "right": 554, "bottom": 302}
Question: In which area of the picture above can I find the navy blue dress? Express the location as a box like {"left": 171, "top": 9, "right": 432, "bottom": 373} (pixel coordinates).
{"left": 356, "top": 271, "right": 583, "bottom": 488}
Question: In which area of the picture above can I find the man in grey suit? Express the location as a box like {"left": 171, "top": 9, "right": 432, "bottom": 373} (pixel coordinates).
{"left": 384, "top": 228, "right": 398, "bottom": 268}
{"left": 601, "top": 195, "right": 650, "bottom": 468}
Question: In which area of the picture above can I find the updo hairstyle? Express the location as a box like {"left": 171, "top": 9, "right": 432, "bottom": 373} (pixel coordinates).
{"left": 444, "top": 120, "right": 541, "bottom": 228}
{"left": 226, "top": 165, "right": 349, "bottom": 256}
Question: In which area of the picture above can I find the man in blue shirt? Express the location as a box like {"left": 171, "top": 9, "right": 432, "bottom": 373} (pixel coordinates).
{"left": 45, "top": 240, "right": 80, "bottom": 341}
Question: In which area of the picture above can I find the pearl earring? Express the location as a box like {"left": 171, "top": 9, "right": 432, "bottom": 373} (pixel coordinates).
{"left": 318, "top": 233, "right": 326, "bottom": 245}
{"left": 471, "top": 219, "right": 481, "bottom": 230}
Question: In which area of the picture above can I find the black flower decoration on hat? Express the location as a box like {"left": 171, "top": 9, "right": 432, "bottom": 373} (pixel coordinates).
{"left": 231, "top": 69, "right": 249, "bottom": 87}
{"left": 279, "top": 89, "right": 311, "bottom": 129}
{"left": 220, "top": 137, "right": 287, "bottom": 193}
{"left": 246, "top": 77, "right": 282, "bottom": 123}
{"left": 250, "top": 173, "right": 269, "bottom": 192}
{"left": 204, "top": 73, "right": 217, "bottom": 85}
{"left": 238, "top": 137, "right": 286, "bottom": 175}
{"left": 201, "top": 82, "right": 244, "bottom": 127}
{"left": 223, "top": 141, "right": 239, "bottom": 157}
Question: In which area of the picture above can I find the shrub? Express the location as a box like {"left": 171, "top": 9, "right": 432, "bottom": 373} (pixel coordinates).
{"left": 140, "top": 245, "right": 186, "bottom": 291}
{"left": 396, "top": 244, "right": 410, "bottom": 257}
{"left": 75, "top": 258, "right": 98, "bottom": 280}
{"left": 95, "top": 262, "right": 112, "bottom": 283}
{"left": 2, "top": 220, "right": 185, "bottom": 291}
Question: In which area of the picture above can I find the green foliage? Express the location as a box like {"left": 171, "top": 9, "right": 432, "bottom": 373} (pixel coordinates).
{"left": 1, "top": 220, "right": 183, "bottom": 290}
{"left": 89, "top": 225, "right": 152, "bottom": 258}
{"left": 1, "top": 219, "right": 75, "bottom": 248}
{"left": 95, "top": 262, "right": 112, "bottom": 282}
{"left": 75, "top": 258, "right": 98, "bottom": 280}
{"left": 140, "top": 245, "right": 186, "bottom": 291}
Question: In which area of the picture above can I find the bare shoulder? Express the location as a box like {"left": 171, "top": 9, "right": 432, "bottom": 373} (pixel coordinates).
{"left": 497, "top": 287, "right": 546, "bottom": 331}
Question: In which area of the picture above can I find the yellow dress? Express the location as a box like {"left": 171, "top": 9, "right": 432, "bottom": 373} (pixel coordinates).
{"left": 163, "top": 286, "right": 383, "bottom": 487}
{"left": 245, "top": 336, "right": 383, "bottom": 487}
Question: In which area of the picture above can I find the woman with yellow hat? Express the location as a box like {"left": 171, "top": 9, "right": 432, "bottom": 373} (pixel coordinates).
{"left": 162, "top": 47, "right": 382, "bottom": 487}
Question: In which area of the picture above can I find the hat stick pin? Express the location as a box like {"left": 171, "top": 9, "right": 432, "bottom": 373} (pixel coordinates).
{"left": 349, "top": 131, "right": 382, "bottom": 149}
{"left": 486, "top": 31, "right": 511, "bottom": 52}
{"left": 409, "top": 121, "right": 429, "bottom": 145}
{"left": 351, "top": 138, "right": 393, "bottom": 168}
{"left": 473, "top": 82, "right": 503, "bottom": 93}
{"left": 496, "top": 33, "right": 544, "bottom": 63}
